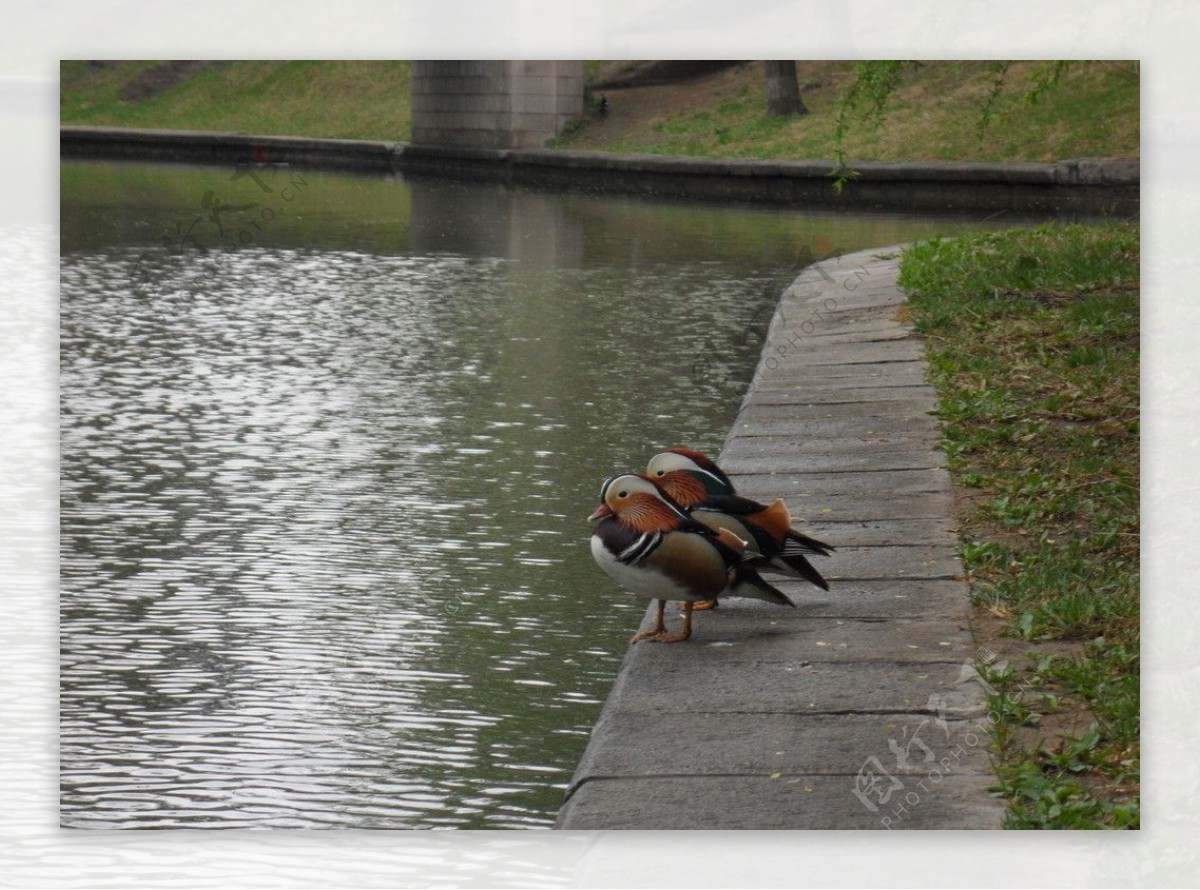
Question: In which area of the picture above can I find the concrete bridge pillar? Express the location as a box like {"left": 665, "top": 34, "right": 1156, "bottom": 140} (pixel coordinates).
{"left": 410, "top": 61, "right": 584, "bottom": 149}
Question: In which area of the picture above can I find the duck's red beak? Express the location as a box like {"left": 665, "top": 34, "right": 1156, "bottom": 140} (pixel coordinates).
{"left": 587, "top": 503, "right": 613, "bottom": 522}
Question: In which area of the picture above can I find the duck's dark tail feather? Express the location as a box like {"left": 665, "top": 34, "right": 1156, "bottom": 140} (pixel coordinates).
{"left": 765, "top": 552, "right": 831, "bottom": 591}
{"left": 728, "top": 565, "right": 795, "bottom": 607}
{"left": 783, "top": 528, "right": 835, "bottom": 557}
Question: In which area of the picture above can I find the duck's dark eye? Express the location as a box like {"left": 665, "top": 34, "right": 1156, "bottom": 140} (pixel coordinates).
{"left": 655, "top": 469, "right": 665, "bottom": 476}
{"left": 618, "top": 490, "right": 628, "bottom": 498}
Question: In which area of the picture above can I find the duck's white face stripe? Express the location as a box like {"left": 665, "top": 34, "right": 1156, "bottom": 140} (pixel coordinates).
{"left": 604, "top": 474, "right": 664, "bottom": 500}
{"left": 648, "top": 452, "right": 697, "bottom": 475}
{"left": 617, "top": 532, "right": 663, "bottom": 565}
{"left": 648, "top": 453, "right": 725, "bottom": 487}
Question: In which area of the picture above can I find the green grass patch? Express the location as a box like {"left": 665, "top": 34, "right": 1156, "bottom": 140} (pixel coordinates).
{"left": 61, "top": 61, "right": 413, "bottom": 141}
{"left": 564, "top": 60, "right": 1139, "bottom": 163}
{"left": 899, "top": 222, "right": 1139, "bottom": 829}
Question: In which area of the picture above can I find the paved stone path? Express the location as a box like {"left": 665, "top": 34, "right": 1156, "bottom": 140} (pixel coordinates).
{"left": 556, "top": 246, "right": 1005, "bottom": 829}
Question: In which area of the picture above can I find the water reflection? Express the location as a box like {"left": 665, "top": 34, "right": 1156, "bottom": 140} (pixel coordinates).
{"left": 60, "top": 161, "right": 1030, "bottom": 828}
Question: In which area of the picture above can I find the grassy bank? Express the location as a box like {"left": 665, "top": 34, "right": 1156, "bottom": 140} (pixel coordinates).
{"left": 566, "top": 61, "right": 1139, "bottom": 163}
{"left": 60, "top": 60, "right": 1138, "bottom": 164}
{"left": 60, "top": 61, "right": 414, "bottom": 141}
{"left": 898, "top": 223, "right": 1140, "bottom": 829}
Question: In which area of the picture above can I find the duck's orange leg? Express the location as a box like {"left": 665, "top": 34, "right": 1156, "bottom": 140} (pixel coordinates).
{"left": 651, "top": 601, "right": 694, "bottom": 643}
{"left": 630, "top": 600, "right": 668, "bottom": 644}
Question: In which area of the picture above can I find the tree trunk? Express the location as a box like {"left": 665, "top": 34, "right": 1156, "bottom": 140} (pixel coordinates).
{"left": 765, "top": 60, "right": 808, "bottom": 117}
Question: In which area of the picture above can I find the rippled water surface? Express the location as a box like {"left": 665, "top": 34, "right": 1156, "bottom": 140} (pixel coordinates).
{"left": 60, "top": 160, "right": 1025, "bottom": 828}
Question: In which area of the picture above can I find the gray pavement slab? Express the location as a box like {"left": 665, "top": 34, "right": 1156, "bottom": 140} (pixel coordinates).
{"left": 732, "top": 414, "right": 941, "bottom": 439}
{"left": 728, "top": 578, "right": 978, "bottom": 618}
{"left": 773, "top": 517, "right": 957, "bottom": 547}
{"left": 720, "top": 455, "right": 945, "bottom": 477}
{"left": 778, "top": 327, "right": 915, "bottom": 346}
{"left": 768, "top": 341, "right": 928, "bottom": 369}
{"left": 818, "top": 543, "right": 962, "bottom": 579}
{"left": 731, "top": 467, "right": 951, "bottom": 496}
{"left": 557, "top": 246, "right": 1003, "bottom": 830}
{"left": 737, "top": 398, "right": 938, "bottom": 421}
{"left": 720, "top": 435, "right": 945, "bottom": 464}
{"left": 721, "top": 430, "right": 941, "bottom": 451}
{"left": 639, "top": 616, "right": 975, "bottom": 664}
{"left": 748, "top": 489, "right": 956, "bottom": 522}
{"left": 751, "top": 362, "right": 930, "bottom": 383}
{"left": 600, "top": 659, "right": 988, "bottom": 716}
{"left": 558, "top": 773, "right": 1004, "bottom": 830}
{"left": 744, "top": 383, "right": 937, "bottom": 403}
{"left": 570, "top": 711, "right": 991, "bottom": 779}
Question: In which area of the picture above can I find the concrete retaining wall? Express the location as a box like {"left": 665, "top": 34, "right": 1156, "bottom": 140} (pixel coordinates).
{"left": 60, "top": 126, "right": 1139, "bottom": 215}
{"left": 397, "top": 146, "right": 1138, "bottom": 214}
{"left": 411, "top": 61, "right": 584, "bottom": 149}
{"left": 59, "top": 126, "right": 398, "bottom": 172}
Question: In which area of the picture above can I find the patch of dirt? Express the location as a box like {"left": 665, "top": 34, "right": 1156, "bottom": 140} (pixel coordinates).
{"left": 952, "top": 480, "right": 992, "bottom": 517}
{"left": 590, "top": 60, "right": 744, "bottom": 89}
{"left": 939, "top": 458, "right": 1106, "bottom": 771}
{"left": 995, "top": 281, "right": 1141, "bottom": 308}
{"left": 578, "top": 62, "right": 761, "bottom": 147}
{"left": 120, "top": 61, "right": 221, "bottom": 101}
{"left": 970, "top": 601, "right": 1097, "bottom": 752}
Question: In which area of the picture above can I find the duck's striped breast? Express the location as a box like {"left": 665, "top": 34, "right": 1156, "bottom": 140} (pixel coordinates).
{"left": 616, "top": 531, "right": 664, "bottom": 565}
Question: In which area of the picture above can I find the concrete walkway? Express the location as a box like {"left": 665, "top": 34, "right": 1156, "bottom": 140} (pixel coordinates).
{"left": 556, "top": 246, "right": 1006, "bottom": 829}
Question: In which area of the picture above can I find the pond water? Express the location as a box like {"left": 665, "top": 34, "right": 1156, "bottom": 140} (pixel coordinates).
{"left": 59, "top": 159, "right": 1038, "bottom": 829}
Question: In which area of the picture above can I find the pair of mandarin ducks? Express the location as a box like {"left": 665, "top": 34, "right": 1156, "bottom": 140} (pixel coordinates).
{"left": 588, "top": 448, "right": 833, "bottom": 644}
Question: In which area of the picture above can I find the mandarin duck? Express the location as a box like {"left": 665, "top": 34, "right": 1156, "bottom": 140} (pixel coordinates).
{"left": 588, "top": 473, "right": 793, "bottom": 643}
{"left": 646, "top": 448, "right": 834, "bottom": 602}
